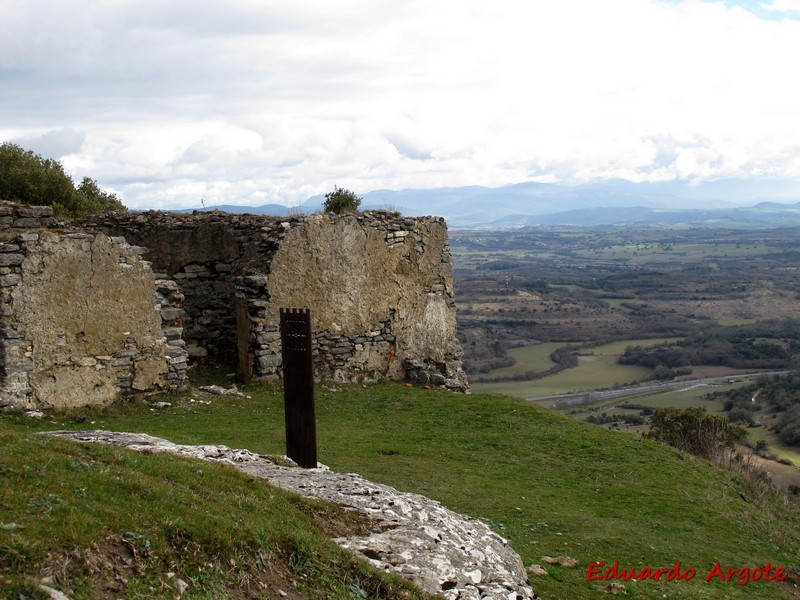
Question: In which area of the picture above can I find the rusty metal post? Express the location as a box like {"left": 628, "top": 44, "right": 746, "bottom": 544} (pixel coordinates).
{"left": 280, "top": 308, "right": 317, "bottom": 468}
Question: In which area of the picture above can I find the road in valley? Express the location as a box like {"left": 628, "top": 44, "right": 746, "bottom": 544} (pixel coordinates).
{"left": 528, "top": 371, "right": 788, "bottom": 409}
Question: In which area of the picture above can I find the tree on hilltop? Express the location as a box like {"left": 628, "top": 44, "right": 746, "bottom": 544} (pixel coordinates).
{"left": 74, "top": 175, "right": 126, "bottom": 216}
{"left": 323, "top": 186, "right": 362, "bottom": 214}
{"left": 0, "top": 142, "right": 126, "bottom": 218}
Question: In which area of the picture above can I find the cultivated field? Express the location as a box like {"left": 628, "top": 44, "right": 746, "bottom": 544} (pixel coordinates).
{"left": 473, "top": 338, "right": 675, "bottom": 398}
{"left": 453, "top": 225, "right": 800, "bottom": 467}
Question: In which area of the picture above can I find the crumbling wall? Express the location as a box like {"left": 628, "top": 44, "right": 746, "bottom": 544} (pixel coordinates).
{"left": 0, "top": 203, "right": 188, "bottom": 410}
{"left": 92, "top": 210, "right": 468, "bottom": 391}
{"left": 0, "top": 202, "right": 467, "bottom": 406}
{"left": 90, "top": 211, "right": 278, "bottom": 361}
{"left": 257, "top": 214, "right": 465, "bottom": 390}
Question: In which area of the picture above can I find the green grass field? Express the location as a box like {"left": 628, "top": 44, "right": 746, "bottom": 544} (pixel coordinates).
{"left": 3, "top": 380, "right": 799, "bottom": 599}
{"left": 748, "top": 428, "right": 800, "bottom": 466}
{"left": 718, "top": 318, "right": 759, "bottom": 327}
{"left": 474, "top": 338, "right": 678, "bottom": 399}
{"left": 572, "top": 242, "right": 773, "bottom": 265}
{"left": 626, "top": 386, "right": 729, "bottom": 411}
{"left": 549, "top": 284, "right": 581, "bottom": 292}
{"left": 599, "top": 297, "right": 638, "bottom": 309}
{"left": 475, "top": 342, "right": 563, "bottom": 378}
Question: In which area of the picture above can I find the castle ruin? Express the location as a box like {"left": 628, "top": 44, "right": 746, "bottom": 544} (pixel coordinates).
{"left": 0, "top": 202, "right": 468, "bottom": 411}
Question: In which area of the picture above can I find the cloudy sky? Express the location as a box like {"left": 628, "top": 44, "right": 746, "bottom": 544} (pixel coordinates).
{"left": 2, "top": 0, "right": 800, "bottom": 210}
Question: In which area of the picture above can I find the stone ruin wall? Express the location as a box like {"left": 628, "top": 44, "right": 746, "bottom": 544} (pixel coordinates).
{"left": 0, "top": 202, "right": 188, "bottom": 410}
{"left": 0, "top": 203, "right": 468, "bottom": 411}
{"left": 90, "top": 210, "right": 469, "bottom": 392}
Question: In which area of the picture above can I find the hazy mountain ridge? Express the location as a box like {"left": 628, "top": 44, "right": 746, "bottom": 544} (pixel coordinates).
{"left": 174, "top": 179, "right": 800, "bottom": 228}
{"left": 488, "top": 203, "right": 800, "bottom": 228}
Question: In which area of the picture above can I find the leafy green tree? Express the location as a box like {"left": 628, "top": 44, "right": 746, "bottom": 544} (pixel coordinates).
{"left": 647, "top": 406, "right": 747, "bottom": 461}
{"left": 0, "top": 142, "right": 125, "bottom": 217}
{"left": 74, "top": 176, "right": 125, "bottom": 215}
{"left": 323, "top": 186, "right": 362, "bottom": 214}
{"left": 0, "top": 142, "right": 76, "bottom": 209}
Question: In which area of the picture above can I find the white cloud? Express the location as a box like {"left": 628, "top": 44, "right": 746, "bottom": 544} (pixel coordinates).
{"left": 1, "top": 0, "right": 800, "bottom": 209}
{"left": 11, "top": 129, "right": 86, "bottom": 159}
{"left": 761, "top": 0, "right": 800, "bottom": 13}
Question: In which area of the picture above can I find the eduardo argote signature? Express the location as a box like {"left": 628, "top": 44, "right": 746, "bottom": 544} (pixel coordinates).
{"left": 586, "top": 561, "right": 787, "bottom": 586}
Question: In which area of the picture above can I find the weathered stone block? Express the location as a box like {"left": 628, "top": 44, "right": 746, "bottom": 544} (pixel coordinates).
{"left": 163, "top": 326, "right": 183, "bottom": 340}
{"left": 183, "top": 264, "right": 210, "bottom": 274}
{"left": 257, "top": 330, "right": 281, "bottom": 343}
{"left": 430, "top": 373, "right": 447, "bottom": 386}
{"left": 186, "top": 344, "right": 208, "bottom": 357}
{"left": 17, "top": 206, "right": 54, "bottom": 218}
{"left": 257, "top": 353, "right": 281, "bottom": 369}
{"left": 0, "top": 274, "right": 21, "bottom": 287}
{"left": 165, "top": 346, "right": 187, "bottom": 358}
{"left": 160, "top": 307, "right": 185, "bottom": 321}
{"left": 132, "top": 357, "right": 167, "bottom": 391}
{"left": 156, "top": 280, "right": 180, "bottom": 293}
{"left": 0, "top": 253, "right": 24, "bottom": 267}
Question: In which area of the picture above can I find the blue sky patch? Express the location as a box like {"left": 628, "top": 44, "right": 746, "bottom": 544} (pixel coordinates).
{"left": 664, "top": 0, "right": 800, "bottom": 20}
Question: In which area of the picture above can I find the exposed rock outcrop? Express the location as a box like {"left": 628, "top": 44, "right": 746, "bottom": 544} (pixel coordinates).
{"left": 44, "top": 430, "right": 534, "bottom": 600}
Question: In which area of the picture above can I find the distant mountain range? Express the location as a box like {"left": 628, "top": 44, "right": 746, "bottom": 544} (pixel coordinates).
{"left": 175, "top": 179, "right": 800, "bottom": 228}
{"left": 486, "top": 202, "right": 800, "bottom": 228}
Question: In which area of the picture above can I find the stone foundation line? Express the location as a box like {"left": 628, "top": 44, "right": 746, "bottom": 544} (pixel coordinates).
{"left": 44, "top": 430, "right": 535, "bottom": 600}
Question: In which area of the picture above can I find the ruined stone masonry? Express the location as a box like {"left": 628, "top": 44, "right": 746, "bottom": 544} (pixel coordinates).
{"left": 89, "top": 209, "right": 469, "bottom": 392}
{"left": 0, "top": 202, "right": 188, "bottom": 410}
{"left": 0, "top": 202, "right": 468, "bottom": 410}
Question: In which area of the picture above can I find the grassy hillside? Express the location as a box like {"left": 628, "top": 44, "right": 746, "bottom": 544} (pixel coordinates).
{"left": 0, "top": 427, "right": 429, "bottom": 600}
{"left": 3, "top": 378, "right": 800, "bottom": 599}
